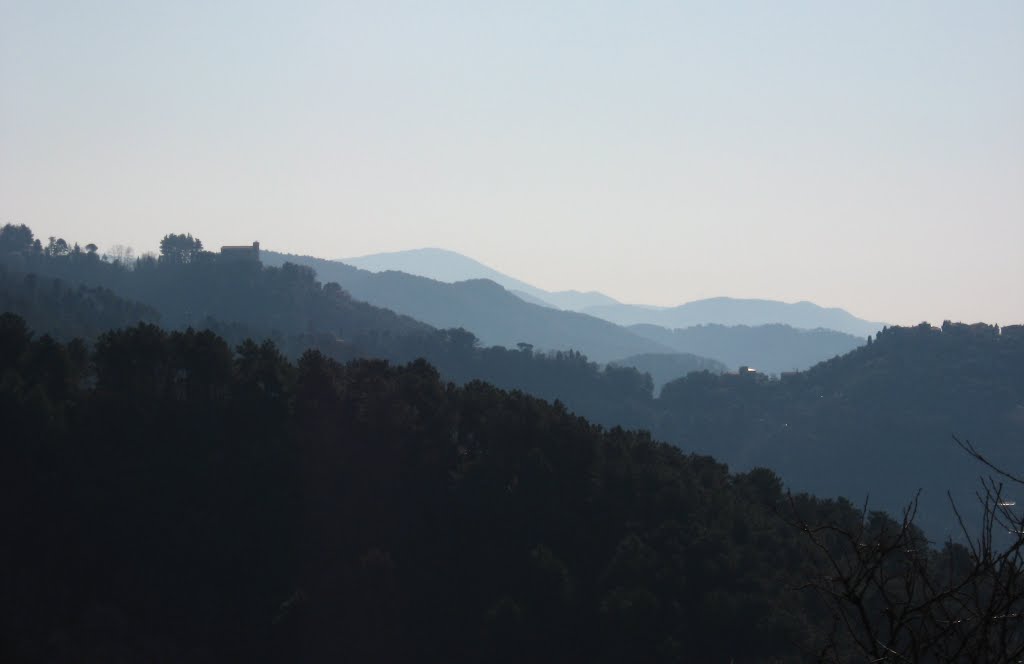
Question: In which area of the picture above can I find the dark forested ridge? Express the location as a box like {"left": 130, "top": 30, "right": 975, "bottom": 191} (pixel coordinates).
{"left": 653, "top": 322, "right": 1024, "bottom": 538}
{"left": 0, "top": 313, "right": 991, "bottom": 663}
{"left": 0, "top": 265, "right": 159, "bottom": 340}
{"left": 0, "top": 233, "right": 431, "bottom": 343}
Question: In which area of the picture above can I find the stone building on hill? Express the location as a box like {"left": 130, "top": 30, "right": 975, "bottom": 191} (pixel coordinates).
{"left": 219, "top": 242, "right": 260, "bottom": 263}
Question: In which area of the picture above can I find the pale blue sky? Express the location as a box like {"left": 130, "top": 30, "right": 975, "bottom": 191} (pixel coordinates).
{"left": 2, "top": 1, "right": 1021, "bottom": 325}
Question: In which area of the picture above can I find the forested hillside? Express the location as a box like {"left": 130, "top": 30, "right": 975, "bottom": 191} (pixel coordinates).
{"left": 0, "top": 225, "right": 660, "bottom": 430}
{"left": 0, "top": 314, "right": 988, "bottom": 662}
{"left": 0, "top": 230, "right": 430, "bottom": 342}
{"left": 652, "top": 323, "right": 1024, "bottom": 538}
{"left": 3, "top": 224, "right": 1021, "bottom": 540}
{"left": 0, "top": 265, "right": 159, "bottom": 339}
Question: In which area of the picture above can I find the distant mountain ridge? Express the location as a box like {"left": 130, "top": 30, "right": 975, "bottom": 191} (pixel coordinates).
{"left": 587, "top": 298, "right": 882, "bottom": 338}
{"left": 342, "top": 247, "right": 620, "bottom": 312}
{"left": 628, "top": 323, "right": 867, "bottom": 375}
{"left": 266, "top": 251, "right": 674, "bottom": 363}
{"left": 340, "top": 248, "right": 883, "bottom": 336}
{"left": 290, "top": 249, "right": 871, "bottom": 374}
{"left": 342, "top": 248, "right": 552, "bottom": 301}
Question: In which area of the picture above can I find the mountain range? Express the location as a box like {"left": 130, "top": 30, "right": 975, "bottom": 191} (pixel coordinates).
{"left": 591, "top": 298, "right": 882, "bottom": 338}
{"left": 341, "top": 248, "right": 884, "bottom": 337}
{"left": 272, "top": 251, "right": 868, "bottom": 371}
{"left": 266, "top": 251, "right": 673, "bottom": 364}
{"left": 342, "top": 247, "right": 620, "bottom": 312}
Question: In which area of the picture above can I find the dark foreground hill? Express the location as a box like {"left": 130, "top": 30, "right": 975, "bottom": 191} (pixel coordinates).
{"left": 0, "top": 314, "right": 994, "bottom": 663}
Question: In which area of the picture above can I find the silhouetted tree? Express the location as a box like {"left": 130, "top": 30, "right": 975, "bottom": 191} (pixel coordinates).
{"left": 45, "top": 236, "right": 69, "bottom": 257}
{"left": 159, "top": 233, "right": 204, "bottom": 264}
{"left": 0, "top": 224, "right": 36, "bottom": 254}
{"left": 790, "top": 437, "right": 1024, "bottom": 661}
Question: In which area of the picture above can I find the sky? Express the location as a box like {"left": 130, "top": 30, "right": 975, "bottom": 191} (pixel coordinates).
{"left": 1, "top": 1, "right": 1022, "bottom": 326}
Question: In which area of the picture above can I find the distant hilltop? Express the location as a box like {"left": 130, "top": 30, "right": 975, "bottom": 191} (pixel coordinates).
{"left": 340, "top": 247, "right": 618, "bottom": 312}
{"left": 339, "top": 248, "right": 884, "bottom": 337}
{"left": 585, "top": 297, "right": 884, "bottom": 338}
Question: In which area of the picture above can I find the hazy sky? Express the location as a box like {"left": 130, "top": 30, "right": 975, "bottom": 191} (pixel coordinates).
{"left": 2, "top": 1, "right": 1022, "bottom": 325}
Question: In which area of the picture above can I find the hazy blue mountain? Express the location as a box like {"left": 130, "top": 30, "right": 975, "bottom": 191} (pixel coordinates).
{"left": 542, "top": 289, "right": 621, "bottom": 311}
{"left": 629, "top": 323, "right": 866, "bottom": 374}
{"left": 339, "top": 247, "right": 622, "bottom": 311}
{"left": 265, "top": 251, "right": 673, "bottom": 363}
{"left": 509, "top": 289, "right": 556, "bottom": 308}
{"left": 586, "top": 297, "right": 883, "bottom": 337}
{"left": 609, "top": 352, "right": 728, "bottom": 393}
{"left": 341, "top": 247, "right": 553, "bottom": 301}
{"left": 339, "top": 248, "right": 882, "bottom": 334}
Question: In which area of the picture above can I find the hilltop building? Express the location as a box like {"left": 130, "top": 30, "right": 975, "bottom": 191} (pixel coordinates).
{"left": 1002, "top": 325, "right": 1024, "bottom": 340}
{"left": 220, "top": 241, "right": 260, "bottom": 263}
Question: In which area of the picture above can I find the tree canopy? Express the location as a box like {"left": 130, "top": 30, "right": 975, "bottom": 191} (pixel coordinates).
{"left": 159, "top": 232, "right": 204, "bottom": 264}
